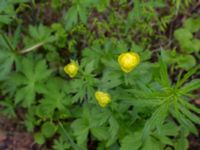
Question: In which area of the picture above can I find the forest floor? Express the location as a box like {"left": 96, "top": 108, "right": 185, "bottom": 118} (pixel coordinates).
{"left": 0, "top": 99, "right": 200, "bottom": 150}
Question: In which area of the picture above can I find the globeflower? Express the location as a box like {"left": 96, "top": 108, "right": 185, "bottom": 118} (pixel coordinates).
{"left": 118, "top": 52, "right": 140, "bottom": 73}
{"left": 95, "top": 91, "right": 111, "bottom": 107}
{"left": 64, "top": 60, "right": 79, "bottom": 78}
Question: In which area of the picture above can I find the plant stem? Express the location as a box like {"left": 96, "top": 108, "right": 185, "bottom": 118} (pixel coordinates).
{"left": 19, "top": 41, "right": 45, "bottom": 54}
{"left": 58, "top": 121, "right": 84, "bottom": 150}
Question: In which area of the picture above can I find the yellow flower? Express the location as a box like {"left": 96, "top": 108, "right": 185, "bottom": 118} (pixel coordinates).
{"left": 118, "top": 52, "right": 140, "bottom": 73}
{"left": 95, "top": 91, "right": 111, "bottom": 107}
{"left": 64, "top": 61, "right": 79, "bottom": 78}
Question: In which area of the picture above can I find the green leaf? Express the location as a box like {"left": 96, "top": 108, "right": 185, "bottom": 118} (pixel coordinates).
{"left": 91, "top": 126, "right": 109, "bottom": 141}
{"left": 179, "top": 104, "right": 200, "bottom": 124}
{"left": 159, "top": 56, "right": 171, "bottom": 87}
{"left": 77, "top": 5, "right": 88, "bottom": 24}
{"left": 180, "top": 100, "right": 200, "bottom": 114}
{"left": 100, "top": 71, "right": 122, "bottom": 90}
{"left": 24, "top": 24, "right": 55, "bottom": 51}
{"left": 176, "top": 65, "right": 199, "bottom": 88}
{"left": 59, "top": 122, "right": 83, "bottom": 150}
{"left": 84, "top": 60, "right": 95, "bottom": 74}
{"left": 183, "top": 18, "right": 200, "bottom": 33}
{"left": 71, "top": 118, "right": 89, "bottom": 145}
{"left": 120, "top": 132, "right": 142, "bottom": 150}
{"left": 174, "top": 131, "right": 189, "bottom": 150}
{"left": 0, "top": 98, "right": 16, "bottom": 118}
{"left": 0, "top": 15, "right": 12, "bottom": 24}
{"left": 41, "top": 122, "right": 57, "bottom": 138}
{"left": 64, "top": 6, "right": 78, "bottom": 30}
{"left": 5, "top": 57, "right": 51, "bottom": 107}
{"left": 141, "top": 136, "right": 161, "bottom": 150}
{"left": 177, "top": 55, "right": 196, "bottom": 70}
{"left": 34, "top": 132, "right": 45, "bottom": 145}
{"left": 0, "top": 35, "right": 18, "bottom": 80}
{"left": 174, "top": 28, "right": 193, "bottom": 41}
{"left": 159, "top": 122, "right": 179, "bottom": 136}
{"left": 143, "top": 102, "right": 169, "bottom": 140}
{"left": 178, "top": 113, "right": 198, "bottom": 135}
{"left": 153, "top": 133, "right": 173, "bottom": 146}
{"left": 53, "top": 137, "right": 70, "bottom": 150}
{"left": 180, "top": 79, "right": 200, "bottom": 94}
{"left": 107, "top": 116, "right": 119, "bottom": 146}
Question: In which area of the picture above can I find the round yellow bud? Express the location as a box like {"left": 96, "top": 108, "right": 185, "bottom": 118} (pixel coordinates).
{"left": 95, "top": 91, "right": 111, "bottom": 107}
{"left": 64, "top": 61, "right": 78, "bottom": 78}
{"left": 118, "top": 52, "right": 140, "bottom": 73}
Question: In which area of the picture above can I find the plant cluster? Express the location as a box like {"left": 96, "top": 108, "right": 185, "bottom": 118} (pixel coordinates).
{"left": 0, "top": 0, "right": 200, "bottom": 150}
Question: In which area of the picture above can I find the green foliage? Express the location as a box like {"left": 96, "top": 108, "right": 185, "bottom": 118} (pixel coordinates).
{"left": 3, "top": 57, "right": 52, "bottom": 107}
{"left": 0, "top": 0, "right": 28, "bottom": 25}
{"left": 174, "top": 19, "right": 200, "bottom": 53}
{"left": 0, "top": 0, "right": 199, "bottom": 150}
{"left": 0, "top": 33, "right": 18, "bottom": 80}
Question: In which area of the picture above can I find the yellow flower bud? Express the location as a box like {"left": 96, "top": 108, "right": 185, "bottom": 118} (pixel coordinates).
{"left": 64, "top": 61, "right": 78, "bottom": 78}
{"left": 118, "top": 52, "right": 140, "bottom": 73}
{"left": 95, "top": 91, "right": 111, "bottom": 107}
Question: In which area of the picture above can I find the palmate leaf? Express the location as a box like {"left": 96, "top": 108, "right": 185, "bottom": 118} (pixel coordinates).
{"left": 67, "top": 66, "right": 97, "bottom": 103}
{"left": 71, "top": 118, "right": 89, "bottom": 145}
{"left": 91, "top": 126, "right": 109, "bottom": 141}
{"left": 71, "top": 106, "right": 91, "bottom": 146}
{"left": 64, "top": 4, "right": 88, "bottom": 30}
{"left": 89, "top": 107, "right": 111, "bottom": 127}
{"left": 99, "top": 70, "right": 122, "bottom": 90}
{"left": 0, "top": 0, "right": 28, "bottom": 25}
{"left": 0, "top": 49, "right": 16, "bottom": 80}
{"left": 0, "top": 34, "right": 18, "bottom": 80}
{"left": 63, "top": 0, "right": 94, "bottom": 30}
{"left": 106, "top": 116, "right": 119, "bottom": 146}
{"left": 24, "top": 24, "right": 55, "bottom": 51}
{"left": 35, "top": 78, "right": 70, "bottom": 119}
{"left": 0, "top": 98, "right": 16, "bottom": 118}
{"left": 120, "top": 132, "right": 142, "bottom": 150}
{"left": 5, "top": 57, "right": 51, "bottom": 107}
{"left": 64, "top": 6, "right": 78, "bottom": 30}
{"left": 53, "top": 137, "right": 70, "bottom": 150}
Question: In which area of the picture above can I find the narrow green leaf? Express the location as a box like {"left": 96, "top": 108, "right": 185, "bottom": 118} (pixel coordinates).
{"left": 159, "top": 56, "right": 171, "bottom": 87}
{"left": 179, "top": 104, "right": 200, "bottom": 124}
{"left": 143, "top": 102, "right": 169, "bottom": 140}
{"left": 176, "top": 65, "right": 200, "bottom": 88}
{"left": 180, "top": 79, "right": 200, "bottom": 94}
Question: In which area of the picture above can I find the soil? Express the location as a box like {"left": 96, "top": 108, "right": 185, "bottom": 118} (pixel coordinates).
{"left": 0, "top": 116, "right": 40, "bottom": 150}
